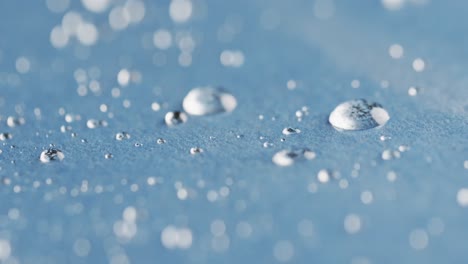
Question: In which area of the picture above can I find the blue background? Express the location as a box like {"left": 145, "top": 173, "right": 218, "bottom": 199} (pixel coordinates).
{"left": 0, "top": 0, "right": 467, "bottom": 263}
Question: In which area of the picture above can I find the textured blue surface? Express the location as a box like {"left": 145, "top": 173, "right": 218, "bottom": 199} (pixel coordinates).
{"left": 0, "top": 0, "right": 467, "bottom": 263}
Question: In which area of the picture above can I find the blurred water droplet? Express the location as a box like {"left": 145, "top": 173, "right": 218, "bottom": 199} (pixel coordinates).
{"left": 412, "top": 58, "right": 426, "bottom": 72}
{"left": 381, "top": 149, "right": 400, "bottom": 160}
{"left": 182, "top": 87, "right": 237, "bottom": 116}
{"left": 0, "top": 133, "right": 12, "bottom": 141}
{"left": 408, "top": 86, "right": 419, "bottom": 96}
{"left": 165, "top": 111, "right": 188, "bottom": 126}
{"left": 329, "top": 99, "right": 390, "bottom": 131}
{"left": 380, "top": 135, "right": 391, "bottom": 141}
{"left": 40, "top": 148, "right": 65, "bottom": 163}
{"left": 115, "top": 132, "right": 131, "bottom": 141}
{"left": 272, "top": 148, "right": 316, "bottom": 167}
{"left": 190, "top": 147, "right": 203, "bottom": 155}
{"left": 317, "top": 169, "right": 331, "bottom": 183}
{"left": 282, "top": 127, "right": 301, "bottom": 135}
{"left": 86, "top": 119, "right": 107, "bottom": 129}
{"left": 6, "top": 116, "right": 25, "bottom": 127}
{"left": 60, "top": 125, "right": 72, "bottom": 133}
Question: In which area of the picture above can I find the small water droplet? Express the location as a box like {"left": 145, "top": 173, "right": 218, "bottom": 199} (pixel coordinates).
{"left": 0, "top": 133, "right": 12, "bottom": 141}
{"left": 115, "top": 132, "right": 131, "bottom": 141}
{"left": 60, "top": 125, "right": 72, "bottom": 133}
{"left": 317, "top": 169, "right": 331, "bottom": 183}
{"left": 412, "top": 58, "right": 425, "bottom": 72}
{"left": 165, "top": 111, "right": 188, "bottom": 126}
{"left": 381, "top": 149, "right": 401, "bottom": 160}
{"left": 190, "top": 147, "right": 203, "bottom": 155}
{"left": 86, "top": 119, "right": 108, "bottom": 129}
{"left": 287, "top": 80, "right": 297, "bottom": 90}
{"left": 398, "top": 145, "right": 410, "bottom": 152}
{"left": 272, "top": 148, "right": 316, "bottom": 167}
{"left": 156, "top": 138, "right": 166, "bottom": 144}
{"left": 40, "top": 148, "right": 64, "bottom": 163}
{"left": 6, "top": 116, "right": 25, "bottom": 127}
{"left": 182, "top": 86, "right": 237, "bottom": 116}
{"left": 329, "top": 99, "right": 390, "bottom": 131}
{"left": 351, "top": 79, "right": 360, "bottom": 88}
{"left": 380, "top": 135, "right": 391, "bottom": 141}
{"left": 104, "top": 153, "right": 113, "bottom": 159}
{"left": 282, "top": 127, "right": 301, "bottom": 135}
{"left": 408, "top": 86, "right": 419, "bottom": 96}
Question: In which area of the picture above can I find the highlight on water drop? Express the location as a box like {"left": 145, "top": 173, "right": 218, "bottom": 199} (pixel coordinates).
{"left": 329, "top": 99, "right": 390, "bottom": 131}
{"left": 182, "top": 86, "right": 237, "bottom": 116}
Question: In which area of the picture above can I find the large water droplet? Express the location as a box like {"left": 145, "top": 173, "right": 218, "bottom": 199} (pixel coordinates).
{"left": 329, "top": 99, "right": 390, "bottom": 131}
{"left": 182, "top": 86, "right": 237, "bottom": 116}
{"left": 272, "top": 148, "right": 316, "bottom": 167}
{"left": 40, "top": 148, "right": 65, "bottom": 163}
{"left": 165, "top": 111, "right": 188, "bottom": 126}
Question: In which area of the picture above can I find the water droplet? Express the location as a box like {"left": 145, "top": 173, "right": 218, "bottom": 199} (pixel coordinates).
{"left": 389, "top": 44, "right": 404, "bottom": 59}
{"left": 351, "top": 79, "right": 360, "bottom": 88}
{"left": 6, "top": 116, "right": 25, "bottom": 127}
{"left": 381, "top": 149, "right": 400, "bottom": 160}
{"left": 287, "top": 80, "right": 297, "bottom": 90}
{"left": 156, "top": 138, "right": 166, "bottom": 144}
{"left": 317, "top": 169, "right": 331, "bottom": 183}
{"left": 115, "top": 132, "right": 131, "bottom": 141}
{"left": 282, "top": 127, "right": 301, "bottom": 135}
{"left": 86, "top": 119, "right": 108, "bottom": 129}
{"left": 190, "top": 147, "right": 203, "bottom": 155}
{"left": 409, "top": 229, "right": 429, "bottom": 250}
{"left": 182, "top": 86, "right": 237, "bottom": 116}
{"left": 344, "top": 214, "right": 361, "bottom": 234}
{"left": 379, "top": 135, "right": 391, "bottom": 141}
{"left": 40, "top": 148, "right": 65, "bottom": 163}
{"left": 0, "top": 133, "right": 12, "bottom": 141}
{"left": 412, "top": 58, "right": 425, "bottom": 72}
{"left": 329, "top": 99, "right": 390, "bottom": 131}
{"left": 408, "top": 86, "right": 419, "bottom": 96}
{"left": 165, "top": 111, "right": 188, "bottom": 126}
{"left": 60, "top": 125, "right": 72, "bottom": 133}
{"left": 272, "top": 148, "right": 316, "bottom": 167}
{"left": 104, "top": 153, "right": 113, "bottom": 159}
{"left": 457, "top": 188, "right": 468, "bottom": 207}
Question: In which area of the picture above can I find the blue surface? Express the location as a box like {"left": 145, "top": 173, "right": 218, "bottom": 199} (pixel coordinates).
{"left": 0, "top": 0, "right": 467, "bottom": 263}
